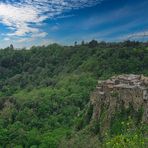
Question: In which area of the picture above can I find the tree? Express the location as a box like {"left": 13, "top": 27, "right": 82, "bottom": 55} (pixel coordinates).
{"left": 81, "top": 40, "right": 85, "bottom": 45}
{"left": 10, "top": 44, "right": 14, "bottom": 50}
{"left": 88, "top": 40, "right": 98, "bottom": 48}
{"left": 74, "top": 41, "right": 77, "bottom": 46}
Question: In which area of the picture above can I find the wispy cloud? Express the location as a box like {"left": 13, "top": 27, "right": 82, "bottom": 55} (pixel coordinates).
{"left": 70, "top": 0, "right": 148, "bottom": 42}
{"left": 0, "top": 0, "right": 102, "bottom": 41}
{"left": 119, "top": 31, "right": 148, "bottom": 41}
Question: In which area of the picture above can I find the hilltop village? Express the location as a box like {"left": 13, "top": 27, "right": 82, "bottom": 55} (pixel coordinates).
{"left": 91, "top": 74, "right": 148, "bottom": 135}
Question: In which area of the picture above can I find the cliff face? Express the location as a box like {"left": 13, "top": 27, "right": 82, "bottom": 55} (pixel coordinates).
{"left": 90, "top": 74, "right": 148, "bottom": 135}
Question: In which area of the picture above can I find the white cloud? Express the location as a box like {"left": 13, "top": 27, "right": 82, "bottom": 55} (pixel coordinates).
{"left": 0, "top": 3, "right": 42, "bottom": 36}
{"left": 16, "top": 32, "right": 48, "bottom": 43}
{"left": 50, "top": 25, "right": 60, "bottom": 31}
{"left": 17, "top": 38, "right": 34, "bottom": 43}
{"left": 119, "top": 31, "right": 148, "bottom": 41}
{"left": 32, "top": 32, "right": 48, "bottom": 38}
{"left": 3, "top": 37, "right": 10, "bottom": 41}
{"left": 0, "top": 0, "right": 102, "bottom": 41}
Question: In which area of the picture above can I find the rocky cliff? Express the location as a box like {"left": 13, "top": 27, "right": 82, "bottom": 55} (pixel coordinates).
{"left": 90, "top": 74, "right": 148, "bottom": 136}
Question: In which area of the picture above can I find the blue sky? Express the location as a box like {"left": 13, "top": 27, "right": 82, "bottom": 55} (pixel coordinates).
{"left": 0, "top": 0, "right": 148, "bottom": 48}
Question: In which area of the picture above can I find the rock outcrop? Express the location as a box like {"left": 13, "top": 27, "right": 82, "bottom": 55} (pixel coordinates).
{"left": 90, "top": 74, "right": 148, "bottom": 135}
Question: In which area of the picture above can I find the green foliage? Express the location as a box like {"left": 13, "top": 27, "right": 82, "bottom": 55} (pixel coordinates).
{"left": 75, "top": 104, "right": 93, "bottom": 130}
{"left": 110, "top": 105, "right": 144, "bottom": 136}
{"left": 111, "top": 91, "right": 119, "bottom": 97}
{"left": 0, "top": 41, "right": 148, "bottom": 147}
{"left": 104, "top": 120, "right": 148, "bottom": 148}
{"left": 61, "top": 118, "right": 148, "bottom": 148}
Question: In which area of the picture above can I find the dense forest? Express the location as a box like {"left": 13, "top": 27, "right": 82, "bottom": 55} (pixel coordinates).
{"left": 0, "top": 40, "right": 148, "bottom": 147}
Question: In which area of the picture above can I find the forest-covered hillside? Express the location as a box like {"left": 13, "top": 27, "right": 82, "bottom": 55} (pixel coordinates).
{"left": 0, "top": 41, "right": 148, "bottom": 147}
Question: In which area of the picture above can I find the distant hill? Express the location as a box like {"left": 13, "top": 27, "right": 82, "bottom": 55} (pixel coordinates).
{"left": 0, "top": 41, "right": 148, "bottom": 147}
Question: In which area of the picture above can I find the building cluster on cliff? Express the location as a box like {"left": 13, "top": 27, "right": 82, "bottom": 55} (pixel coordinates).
{"left": 97, "top": 74, "right": 148, "bottom": 101}
{"left": 91, "top": 74, "right": 148, "bottom": 126}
